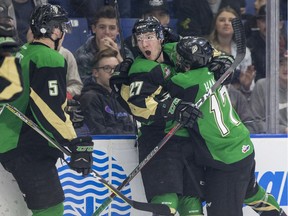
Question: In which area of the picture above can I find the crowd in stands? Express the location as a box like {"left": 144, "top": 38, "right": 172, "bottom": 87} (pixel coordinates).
{"left": 5, "top": 0, "right": 288, "bottom": 135}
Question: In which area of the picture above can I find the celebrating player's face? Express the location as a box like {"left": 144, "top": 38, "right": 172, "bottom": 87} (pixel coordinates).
{"left": 137, "top": 32, "right": 162, "bottom": 60}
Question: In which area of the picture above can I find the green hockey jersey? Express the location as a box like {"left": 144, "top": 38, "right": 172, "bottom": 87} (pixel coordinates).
{"left": 167, "top": 67, "right": 254, "bottom": 169}
{"left": 0, "top": 42, "right": 76, "bottom": 161}
{"left": 126, "top": 51, "right": 189, "bottom": 138}
{"left": 0, "top": 56, "right": 23, "bottom": 103}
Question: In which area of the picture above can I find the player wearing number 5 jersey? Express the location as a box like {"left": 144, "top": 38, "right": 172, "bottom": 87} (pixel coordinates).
{"left": 0, "top": 4, "right": 93, "bottom": 216}
{"left": 166, "top": 36, "right": 286, "bottom": 216}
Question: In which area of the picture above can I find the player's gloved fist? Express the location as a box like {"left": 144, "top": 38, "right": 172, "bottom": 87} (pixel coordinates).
{"left": 208, "top": 54, "right": 235, "bottom": 85}
{"left": 110, "top": 58, "right": 133, "bottom": 93}
{"left": 65, "top": 99, "right": 84, "bottom": 128}
{"left": 164, "top": 98, "right": 202, "bottom": 128}
{"left": 174, "top": 100, "right": 202, "bottom": 128}
{"left": 163, "top": 27, "right": 181, "bottom": 43}
{"left": 68, "top": 136, "right": 94, "bottom": 176}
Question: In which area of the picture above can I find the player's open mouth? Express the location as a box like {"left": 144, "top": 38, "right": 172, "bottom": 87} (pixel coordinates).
{"left": 145, "top": 50, "right": 151, "bottom": 56}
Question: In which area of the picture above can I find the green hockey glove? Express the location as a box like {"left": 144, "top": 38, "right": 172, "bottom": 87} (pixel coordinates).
{"left": 68, "top": 136, "right": 94, "bottom": 176}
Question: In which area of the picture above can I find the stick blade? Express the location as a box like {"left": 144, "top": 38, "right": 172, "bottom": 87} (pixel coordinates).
{"left": 232, "top": 17, "right": 246, "bottom": 57}
{"left": 132, "top": 201, "right": 171, "bottom": 215}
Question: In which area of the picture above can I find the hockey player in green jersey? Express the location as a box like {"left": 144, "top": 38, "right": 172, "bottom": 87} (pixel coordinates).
{"left": 0, "top": 3, "right": 23, "bottom": 104}
{"left": 0, "top": 4, "right": 93, "bottom": 216}
{"left": 166, "top": 36, "right": 286, "bottom": 216}
{"left": 112, "top": 16, "right": 205, "bottom": 216}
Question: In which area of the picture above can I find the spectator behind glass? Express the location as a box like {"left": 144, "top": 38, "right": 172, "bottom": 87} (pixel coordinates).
{"left": 70, "top": 0, "right": 131, "bottom": 26}
{"left": 176, "top": 0, "right": 244, "bottom": 37}
{"left": 124, "top": 0, "right": 172, "bottom": 57}
{"left": 141, "top": 0, "right": 170, "bottom": 26}
{"left": 26, "top": 27, "right": 83, "bottom": 98}
{"left": 242, "top": 0, "right": 266, "bottom": 38}
{"left": 209, "top": 6, "right": 256, "bottom": 99}
{"left": 250, "top": 55, "right": 288, "bottom": 134}
{"left": 78, "top": 48, "right": 135, "bottom": 135}
{"left": 247, "top": 4, "right": 287, "bottom": 82}
{"left": 226, "top": 84, "right": 262, "bottom": 133}
{"left": 74, "top": 5, "right": 134, "bottom": 82}
{"left": 6, "top": 0, "right": 47, "bottom": 45}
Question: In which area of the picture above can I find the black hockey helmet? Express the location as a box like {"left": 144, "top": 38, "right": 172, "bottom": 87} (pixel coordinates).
{"left": 176, "top": 36, "right": 213, "bottom": 71}
{"left": 0, "top": 3, "right": 19, "bottom": 51}
{"left": 132, "top": 16, "right": 164, "bottom": 47}
{"left": 30, "top": 4, "right": 71, "bottom": 39}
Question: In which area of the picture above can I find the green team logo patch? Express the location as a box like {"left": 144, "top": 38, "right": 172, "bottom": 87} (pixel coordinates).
{"left": 242, "top": 145, "right": 250, "bottom": 153}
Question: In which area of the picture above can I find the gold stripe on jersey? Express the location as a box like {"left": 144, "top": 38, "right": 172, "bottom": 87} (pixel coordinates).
{"left": 30, "top": 88, "right": 76, "bottom": 140}
{"left": 121, "top": 85, "right": 162, "bottom": 119}
{"left": 0, "top": 57, "right": 23, "bottom": 101}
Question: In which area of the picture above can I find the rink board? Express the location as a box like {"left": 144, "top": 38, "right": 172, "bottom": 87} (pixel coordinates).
{"left": 0, "top": 135, "right": 287, "bottom": 216}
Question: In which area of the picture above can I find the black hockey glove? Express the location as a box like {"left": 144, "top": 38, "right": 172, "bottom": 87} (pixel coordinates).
{"left": 68, "top": 136, "right": 94, "bottom": 176}
{"left": 208, "top": 54, "right": 235, "bottom": 85}
{"left": 110, "top": 58, "right": 133, "bottom": 94}
{"left": 163, "top": 27, "right": 181, "bottom": 43}
{"left": 162, "top": 98, "right": 202, "bottom": 128}
{"left": 65, "top": 99, "right": 84, "bottom": 128}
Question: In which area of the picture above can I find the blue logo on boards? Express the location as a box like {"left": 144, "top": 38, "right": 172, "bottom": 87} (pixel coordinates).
{"left": 255, "top": 171, "right": 287, "bottom": 206}
{"left": 57, "top": 150, "right": 132, "bottom": 216}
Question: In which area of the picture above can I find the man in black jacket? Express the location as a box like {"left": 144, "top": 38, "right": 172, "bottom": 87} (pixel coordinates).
{"left": 176, "top": 0, "right": 245, "bottom": 37}
{"left": 79, "top": 48, "right": 135, "bottom": 135}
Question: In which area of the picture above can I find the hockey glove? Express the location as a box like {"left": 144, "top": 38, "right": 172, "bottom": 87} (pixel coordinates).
{"left": 110, "top": 58, "right": 133, "bottom": 94}
{"left": 68, "top": 136, "right": 94, "bottom": 176}
{"left": 163, "top": 27, "right": 181, "bottom": 43}
{"left": 208, "top": 54, "right": 235, "bottom": 85}
{"left": 163, "top": 98, "right": 202, "bottom": 128}
{"left": 65, "top": 99, "right": 84, "bottom": 128}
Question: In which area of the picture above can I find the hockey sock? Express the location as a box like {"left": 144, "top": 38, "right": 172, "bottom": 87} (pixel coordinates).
{"left": 31, "top": 202, "right": 64, "bottom": 216}
{"left": 244, "top": 185, "right": 282, "bottom": 215}
{"left": 177, "top": 195, "right": 203, "bottom": 216}
{"left": 151, "top": 192, "right": 178, "bottom": 215}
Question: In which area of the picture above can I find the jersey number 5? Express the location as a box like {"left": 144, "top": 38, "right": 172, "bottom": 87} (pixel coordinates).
{"left": 48, "top": 80, "right": 59, "bottom": 96}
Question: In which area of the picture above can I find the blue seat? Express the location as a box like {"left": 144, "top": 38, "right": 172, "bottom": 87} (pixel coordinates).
{"left": 245, "top": 0, "right": 255, "bottom": 15}
{"left": 120, "top": 18, "right": 137, "bottom": 39}
{"left": 63, "top": 18, "right": 91, "bottom": 53}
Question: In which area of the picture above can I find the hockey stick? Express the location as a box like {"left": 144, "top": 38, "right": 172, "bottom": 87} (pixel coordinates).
{"left": 0, "top": 104, "right": 6, "bottom": 115}
{"left": 93, "top": 17, "right": 246, "bottom": 216}
{"left": 114, "top": 0, "right": 126, "bottom": 58}
{"left": 4, "top": 103, "right": 171, "bottom": 215}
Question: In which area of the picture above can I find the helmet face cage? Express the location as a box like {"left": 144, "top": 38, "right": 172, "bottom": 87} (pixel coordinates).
{"left": 0, "top": 3, "right": 17, "bottom": 38}
{"left": 176, "top": 36, "right": 213, "bottom": 71}
{"left": 0, "top": 17, "right": 17, "bottom": 38}
{"left": 175, "top": 53, "right": 191, "bottom": 72}
{"left": 30, "top": 4, "right": 70, "bottom": 39}
{"left": 131, "top": 16, "right": 164, "bottom": 47}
